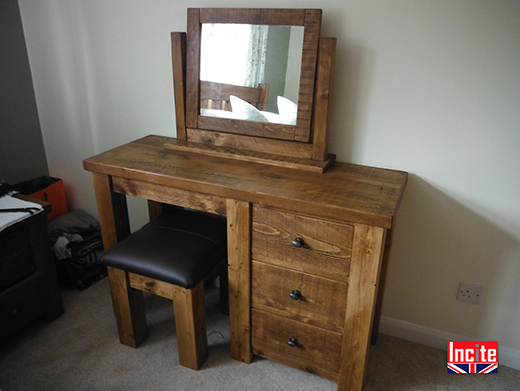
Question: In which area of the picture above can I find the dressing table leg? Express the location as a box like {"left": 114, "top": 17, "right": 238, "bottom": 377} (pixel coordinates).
{"left": 338, "top": 225, "right": 386, "bottom": 391}
{"left": 92, "top": 173, "right": 147, "bottom": 347}
{"left": 227, "top": 199, "right": 252, "bottom": 363}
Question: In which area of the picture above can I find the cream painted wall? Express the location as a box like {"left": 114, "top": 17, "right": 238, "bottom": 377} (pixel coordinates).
{"left": 19, "top": 0, "right": 520, "bottom": 359}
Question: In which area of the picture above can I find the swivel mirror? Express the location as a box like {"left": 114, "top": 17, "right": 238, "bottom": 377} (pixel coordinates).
{"left": 166, "top": 8, "right": 336, "bottom": 172}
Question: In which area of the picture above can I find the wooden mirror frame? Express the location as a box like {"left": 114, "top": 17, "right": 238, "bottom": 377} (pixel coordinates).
{"left": 166, "top": 8, "right": 336, "bottom": 172}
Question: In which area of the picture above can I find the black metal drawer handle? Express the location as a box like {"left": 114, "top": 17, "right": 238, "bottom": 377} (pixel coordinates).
{"left": 289, "top": 290, "right": 302, "bottom": 300}
{"left": 292, "top": 237, "right": 305, "bottom": 248}
{"left": 288, "top": 337, "right": 299, "bottom": 348}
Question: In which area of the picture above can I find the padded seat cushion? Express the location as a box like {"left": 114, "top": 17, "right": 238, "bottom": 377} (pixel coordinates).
{"left": 100, "top": 209, "right": 227, "bottom": 289}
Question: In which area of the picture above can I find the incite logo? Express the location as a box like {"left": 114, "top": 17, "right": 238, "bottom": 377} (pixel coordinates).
{"left": 447, "top": 341, "right": 498, "bottom": 374}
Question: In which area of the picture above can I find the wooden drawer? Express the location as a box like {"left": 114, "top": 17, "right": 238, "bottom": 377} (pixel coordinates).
{"left": 252, "top": 206, "right": 353, "bottom": 281}
{"left": 252, "top": 309, "right": 342, "bottom": 381}
{"left": 0, "top": 225, "right": 35, "bottom": 290}
{"left": 0, "top": 272, "right": 46, "bottom": 338}
{"left": 252, "top": 261, "right": 347, "bottom": 331}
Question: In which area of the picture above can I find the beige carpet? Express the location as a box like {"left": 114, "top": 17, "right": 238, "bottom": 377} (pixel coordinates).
{"left": 1, "top": 277, "right": 519, "bottom": 390}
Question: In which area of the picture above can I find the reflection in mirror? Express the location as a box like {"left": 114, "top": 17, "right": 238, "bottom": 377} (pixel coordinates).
{"left": 200, "top": 23, "right": 303, "bottom": 125}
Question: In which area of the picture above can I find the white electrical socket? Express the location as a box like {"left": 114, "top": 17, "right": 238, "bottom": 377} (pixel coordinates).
{"left": 457, "top": 282, "right": 483, "bottom": 304}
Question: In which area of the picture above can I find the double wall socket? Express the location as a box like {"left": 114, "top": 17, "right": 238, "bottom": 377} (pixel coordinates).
{"left": 457, "top": 282, "right": 483, "bottom": 304}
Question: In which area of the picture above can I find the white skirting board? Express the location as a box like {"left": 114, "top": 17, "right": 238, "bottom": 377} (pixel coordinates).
{"left": 379, "top": 316, "right": 520, "bottom": 371}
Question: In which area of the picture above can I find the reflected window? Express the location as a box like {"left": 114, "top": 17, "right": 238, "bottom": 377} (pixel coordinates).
{"left": 201, "top": 24, "right": 268, "bottom": 87}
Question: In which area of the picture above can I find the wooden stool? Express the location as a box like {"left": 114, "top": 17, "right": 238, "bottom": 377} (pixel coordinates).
{"left": 100, "top": 208, "right": 228, "bottom": 370}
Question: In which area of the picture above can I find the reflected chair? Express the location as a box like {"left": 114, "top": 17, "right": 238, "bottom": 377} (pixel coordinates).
{"left": 100, "top": 206, "right": 228, "bottom": 370}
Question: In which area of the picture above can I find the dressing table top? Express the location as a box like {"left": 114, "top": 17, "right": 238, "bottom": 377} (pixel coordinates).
{"left": 83, "top": 135, "right": 407, "bottom": 229}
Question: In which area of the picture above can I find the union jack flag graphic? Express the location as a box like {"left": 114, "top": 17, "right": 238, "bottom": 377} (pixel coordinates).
{"left": 447, "top": 363, "right": 498, "bottom": 374}
{"left": 447, "top": 341, "right": 498, "bottom": 374}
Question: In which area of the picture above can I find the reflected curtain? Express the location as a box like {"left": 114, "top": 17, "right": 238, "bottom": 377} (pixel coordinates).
{"left": 245, "top": 25, "right": 268, "bottom": 87}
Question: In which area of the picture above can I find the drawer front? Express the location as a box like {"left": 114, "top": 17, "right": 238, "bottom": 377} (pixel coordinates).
{"left": 252, "top": 261, "right": 347, "bottom": 331}
{"left": 252, "top": 206, "right": 353, "bottom": 281}
{"left": 0, "top": 225, "right": 36, "bottom": 290}
{"left": 0, "top": 272, "right": 46, "bottom": 339}
{"left": 252, "top": 309, "right": 342, "bottom": 381}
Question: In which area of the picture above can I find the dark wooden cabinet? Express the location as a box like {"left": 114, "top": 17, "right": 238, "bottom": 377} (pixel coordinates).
{"left": 0, "top": 198, "right": 64, "bottom": 341}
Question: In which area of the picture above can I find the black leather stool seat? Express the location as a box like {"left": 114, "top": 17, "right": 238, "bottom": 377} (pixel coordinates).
{"left": 101, "top": 209, "right": 227, "bottom": 289}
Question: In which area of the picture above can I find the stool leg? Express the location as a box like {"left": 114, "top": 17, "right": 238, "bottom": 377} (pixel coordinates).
{"left": 107, "top": 267, "right": 148, "bottom": 348}
{"left": 172, "top": 281, "right": 208, "bottom": 370}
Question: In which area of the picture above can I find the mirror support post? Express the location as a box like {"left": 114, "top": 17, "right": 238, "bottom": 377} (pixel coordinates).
{"left": 171, "top": 32, "right": 187, "bottom": 140}
{"left": 312, "top": 37, "right": 337, "bottom": 161}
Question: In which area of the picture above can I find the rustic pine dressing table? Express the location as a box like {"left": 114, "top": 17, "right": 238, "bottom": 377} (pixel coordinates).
{"left": 83, "top": 8, "right": 407, "bottom": 391}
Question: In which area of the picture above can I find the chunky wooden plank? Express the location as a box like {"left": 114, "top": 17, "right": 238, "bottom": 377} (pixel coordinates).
{"left": 252, "top": 309, "right": 342, "bottom": 381}
{"left": 251, "top": 261, "right": 347, "bottom": 331}
{"left": 252, "top": 206, "right": 353, "bottom": 281}
{"left": 113, "top": 176, "right": 227, "bottom": 216}
{"left": 197, "top": 115, "right": 296, "bottom": 141}
{"left": 338, "top": 224, "right": 386, "bottom": 391}
{"left": 312, "top": 37, "right": 336, "bottom": 160}
{"left": 171, "top": 32, "right": 187, "bottom": 140}
{"left": 371, "top": 228, "right": 393, "bottom": 345}
{"left": 185, "top": 8, "right": 200, "bottom": 129}
{"left": 92, "top": 173, "right": 130, "bottom": 250}
{"left": 128, "top": 273, "right": 174, "bottom": 300}
{"left": 92, "top": 174, "right": 146, "bottom": 349}
{"left": 227, "top": 199, "right": 252, "bottom": 363}
{"left": 164, "top": 138, "right": 334, "bottom": 173}
{"left": 295, "top": 9, "right": 321, "bottom": 142}
{"left": 186, "top": 128, "right": 314, "bottom": 159}
{"left": 172, "top": 281, "right": 207, "bottom": 370}
{"left": 199, "top": 8, "right": 306, "bottom": 25}
{"left": 106, "top": 267, "right": 148, "bottom": 349}
{"left": 83, "top": 135, "right": 408, "bottom": 228}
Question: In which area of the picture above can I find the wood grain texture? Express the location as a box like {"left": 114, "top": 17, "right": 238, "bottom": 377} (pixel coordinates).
{"left": 172, "top": 281, "right": 207, "bottom": 370}
{"left": 92, "top": 173, "right": 130, "bottom": 251}
{"left": 129, "top": 273, "right": 174, "bottom": 300}
{"left": 186, "top": 128, "right": 314, "bottom": 159}
{"left": 106, "top": 267, "right": 148, "bottom": 349}
{"left": 83, "top": 135, "right": 408, "bottom": 229}
{"left": 251, "top": 261, "right": 347, "bottom": 331}
{"left": 196, "top": 115, "right": 297, "bottom": 141}
{"left": 164, "top": 139, "right": 334, "bottom": 173}
{"left": 199, "top": 8, "right": 306, "bottom": 25}
{"left": 312, "top": 37, "right": 336, "bottom": 160}
{"left": 295, "top": 9, "right": 321, "bottom": 142}
{"left": 171, "top": 32, "right": 187, "bottom": 140}
{"left": 226, "top": 199, "right": 252, "bottom": 363}
{"left": 338, "top": 224, "right": 386, "bottom": 391}
{"left": 252, "top": 309, "right": 342, "bottom": 381}
{"left": 252, "top": 206, "right": 353, "bottom": 281}
{"left": 113, "top": 176, "right": 227, "bottom": 216}
{"left": 185, "top": 8, "right": 200, "bottom": 129}
{"left": 371, "top": 228, "right": 393, "bottom": 345}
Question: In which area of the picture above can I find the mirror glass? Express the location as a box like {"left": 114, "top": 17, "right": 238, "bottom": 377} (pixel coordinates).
{"left": 199, "top": 23, "right": 304, "bottom": 125}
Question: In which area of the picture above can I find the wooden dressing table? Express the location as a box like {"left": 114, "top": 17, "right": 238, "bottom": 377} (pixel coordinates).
{"left": 83, "top": 8, "right": 407, "bottom": 390}
{"left": 83, "top": 134, "right": 406, "bottom": 390}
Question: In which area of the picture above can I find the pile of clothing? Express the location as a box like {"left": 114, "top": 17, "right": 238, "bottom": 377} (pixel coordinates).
{"left": 48, "top": 209, "right": 106, "bottom": 290}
